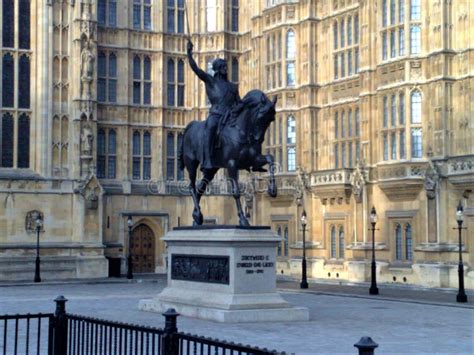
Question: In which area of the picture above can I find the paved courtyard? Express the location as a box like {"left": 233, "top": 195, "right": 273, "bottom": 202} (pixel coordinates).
{"left": 1, "top": 280, "right": 473, "bottom": 354}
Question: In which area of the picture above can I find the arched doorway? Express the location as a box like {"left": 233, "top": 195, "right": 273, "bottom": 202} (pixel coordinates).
{"left": 131, "top": 224, "right": 155, "bottom": 273}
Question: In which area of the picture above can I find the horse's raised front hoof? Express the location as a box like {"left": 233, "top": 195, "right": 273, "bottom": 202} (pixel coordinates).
{"left": 192, "top": 210, "right": 204, "bottom": 226}
{"left": 267, "top": 183, "right": 278, "bottom": 198}
{"left": 239, "top": 216, "right": 251, "bottom": 227}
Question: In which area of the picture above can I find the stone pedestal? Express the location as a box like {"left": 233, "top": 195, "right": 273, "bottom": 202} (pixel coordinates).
{"left": 139, "top": 226, "right": 309, "bottom": 323}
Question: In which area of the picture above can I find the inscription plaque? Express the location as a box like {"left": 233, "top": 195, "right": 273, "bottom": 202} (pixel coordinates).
{"left": 171, "top": 254, "right": 229, "bottom": 285}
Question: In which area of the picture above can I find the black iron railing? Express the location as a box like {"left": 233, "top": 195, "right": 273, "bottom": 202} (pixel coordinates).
{"left": 0, "top": 313, "right": 53, "bottom": 355}
{"left": 0, "top": 296, "right": 379, "bottom": 355}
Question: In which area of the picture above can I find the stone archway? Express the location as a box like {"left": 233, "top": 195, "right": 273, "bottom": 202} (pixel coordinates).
{"left": 131, "top": 224, "right": 155, "bottom": 273}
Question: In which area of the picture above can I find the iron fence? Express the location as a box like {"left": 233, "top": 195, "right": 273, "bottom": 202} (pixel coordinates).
{"left": 0, "top": 296, "right": 378, "bottom": 355}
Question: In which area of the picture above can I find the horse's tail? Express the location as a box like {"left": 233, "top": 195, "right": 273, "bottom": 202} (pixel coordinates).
{"left": 178, "top": 122, "right": 192, "bottom": 171}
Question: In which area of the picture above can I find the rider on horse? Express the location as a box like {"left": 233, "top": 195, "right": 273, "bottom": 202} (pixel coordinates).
{"left": 187, "top": 40, "right": 242, "bottom": 171}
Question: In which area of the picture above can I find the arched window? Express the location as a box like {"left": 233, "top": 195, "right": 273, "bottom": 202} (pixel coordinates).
{"left": 410, "top": 0, "right": 421, "bottom": 20}
{"left": 330, "top": 226, "right": 336, "bottom": 258}
{"left": 333, "top": 21, "right": 338, "bottom": 49}
{"left": 347, "top": 16, "right": 352, "bottom": 45}
{"left": 410, "top": 90, "right": 421, "bottom": 123}
{"left": 143, "top": 56, "right": 151, "bottom": 105}
{"left": 167, "top": 59, "right": 175, "bottom": 106}
{"left": 391, "top": 94, "right": 396, "bottom": 126}
{"left": 335, "top": 112, "right": 339, "bottom": 138}
{"left": 17, "top": 114, "right": 30, "bottom": 168}
{"left": 97, "top": 129, "right": 106, "bottom": 178}
{"left": 399, "top": 92, "right": 405, "bottom": 124}
{"left": 177, "top": 59, "right": 185, "bottom": 106}
{"left": 177, "top": 133, "right": 184, "bottom": 180}
{"left": 231, "top": 57, "right": 239, "bottom": 83}
{"left": 2, "top": 54, "right": 14, "bottom": 107}
{"left": 19, "top": 55, "right": 30, "bottom": 109}
{"left": 405, "top": 224, "right": 413, "bottom": 260}
{"left": 19, "top": 0, "right": 30, "bottom": 49}
{"left": 167, "top": 132, "right": 175, "bottom": 180}
{"left": 108, "top": 130, "right": 116, "bottom": 179}
{"left": 383, "top": 96, "right": 388, "bottom": 127}
{"left": 132, "top": 131, "right": 141, "bottom": 180}
{"left": 133, "top": 56, "right": 141, "bottom": 104}
{"left": 3, "top": 0, "right": 14, "bottom": 47}
{"left": 143, "top": 131, "right": 151, "bottom": 180}
{"left": 277, "top": 226, "right": 282, "bottom": 256}
{"left": 287, "top": 116, "right": 296, "bottom": 172}
{"left": 395, "top": 224, "right": 402, "bottom": 260}
{"left": 286, "top": 30, "right": 296, "bottom": 59}
{"left": 284, "top": 226, "right": 289, "bottom": 256}
{"left": 410, "top": 25, "right": 421, "bottom": 54}
{"left": 1, "top": 113, "right": 14, "bottom": 167}
{"left": 339, "top": 227, "right": 345, "bottom": 258}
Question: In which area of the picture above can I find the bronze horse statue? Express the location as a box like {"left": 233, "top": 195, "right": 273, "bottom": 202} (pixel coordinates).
{"left": 178, "top": 90, "right": 278, "bottom": 226}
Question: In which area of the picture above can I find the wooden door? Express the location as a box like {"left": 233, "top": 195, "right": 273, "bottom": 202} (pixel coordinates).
{"left": 131, "top": 224, "right": 155, "bottom": 273}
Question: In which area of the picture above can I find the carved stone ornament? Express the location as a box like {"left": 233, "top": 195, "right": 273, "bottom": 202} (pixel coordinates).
{"left": 81, "top": 123, "right": 93, "bottom": 156}
{"left": 171, "top": 254, "right": 230, "bottom": 285}
{"left": 351, "top": 163, "right": 366, "bottom": 203}
{"left": 74, "top": 174, "right": 103, "bottom": 210}
{"left": 25, "top": 210, "right": 44, "bottom": 233}
{"left": 80, "top": 39, "right": 95, "bottom": 99}
{"left": 424, "top": 161, "right": 439, "bottom": 200}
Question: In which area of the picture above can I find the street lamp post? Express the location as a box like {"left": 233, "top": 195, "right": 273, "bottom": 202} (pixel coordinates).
{"left": 369, "top": 207, "right": 379, "bottom": 295}
{"left": 300, "top": 210, "right": 308, "bottom": 289}
{"left": 455, "top": 202, "right": 467, "bottom": 303}
{"left": 126, "top": 215, "right": 133, "bottom": 279}
{"left": 34, "top": 215, "right": 43, "bottom": 283}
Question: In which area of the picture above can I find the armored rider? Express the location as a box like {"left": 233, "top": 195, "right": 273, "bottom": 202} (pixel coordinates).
{"left": 187, "top": 40, "right": 241, "bottom": 170}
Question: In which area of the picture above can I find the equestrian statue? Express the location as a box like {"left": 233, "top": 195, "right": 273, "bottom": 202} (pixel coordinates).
{"left": 179, "top": 40, "right": 278, "bottom": 226}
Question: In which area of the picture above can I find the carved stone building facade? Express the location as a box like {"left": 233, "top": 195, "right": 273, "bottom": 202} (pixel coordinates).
{"left": 0, "top": 0, "right": 472, "bottom": 289}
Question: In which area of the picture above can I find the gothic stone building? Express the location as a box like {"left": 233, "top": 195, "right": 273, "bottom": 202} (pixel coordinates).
{"left": 0, "top": 0, "right": 473, "bottom": 289}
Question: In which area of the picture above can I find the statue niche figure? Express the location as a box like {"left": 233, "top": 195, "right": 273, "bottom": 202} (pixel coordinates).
{"left": 181, "top": 40, "right": 278, "bottom": 227}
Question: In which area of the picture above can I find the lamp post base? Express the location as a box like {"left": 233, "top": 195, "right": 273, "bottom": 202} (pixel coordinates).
{"left": 369, "top": 286, "right": 379, "bottom": 295}
{"left": 300, "top": 258, "right": 308, "bottom": 289}
{"left": 456, "top": 293, "right": 467, "bottom": 303}
{"left": 34, "top": 256, "right": 41, "bottom": 283}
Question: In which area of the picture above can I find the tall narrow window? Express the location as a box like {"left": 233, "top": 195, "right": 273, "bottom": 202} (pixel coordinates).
{"left": 341, "top": 111, "right": 346, "bottom": 137}
{"left": 284, "top": 226, "right": 289, "bottom": 256}
{"left": 354, "top": 48, "right": 359, "bottom": 73}
{"left": 383, "top": 96, "right": 388, "bottom": 127}
{"left": 177, "top": 133, "right": 184, "bottom": 180}
{"left": 356, "top": 141, "right": 361, "bottom": 162}
{"left": 286, "top": 63, "right": 295, "bottom": 86}
{"left": 286, "top": 30, "right": 296, "bottom": 87}
{"left": 399, "top": 0, "right": 405, "bottom": 23}
{"left": 109, "top": 0, "right": 117, "bottom": 27}
{"left": 391, "top": 94, "right": 396, "bottom": 126}
{"left": 400, "top": 130, "right": 406, "bottom": 159}
{"left": 287, "top": 116, "right": 296, "bottom": 172}
{"left": 2, "top": 54, "right": 14, "bottom": 107}
{"left": 167, "top": 132, "right": 175, "bottom": 180}
{"left": 98, "top": 0, "right": 116, "bottom": 27}
{"left": 108, "top": 130, "right": 117, "bottom": 178}
{"left": 333, "top": 22, "right": 338, "bottom": 50}
{"left": 395, "top": 224, "right": 403, "bottom": 260}
{"left": 1, "top": 113, "right": 14, "bottom": 167}
{"left": 399, "top": 28, "right": 405, "bottom": 56}
{"left": 341, "top": 143, "right": 346, "bottom": 167}
{"left": 340, "top": 19, "right": 345, "bottom": 47}
{"left": 354, "top": 15, "right": 359, "bottom": 44}
{"left": 231, "top": 0, "right": 239, "bottom": 32}
{"left": 340, "top": 53, "right": 345, "bottom": 77}
{"left": 399, "top": 92, "right": 405, "bottom": 124}
{"left": 167, "top": 59, "right": 175, "bottom": 106}
{"left": 383, "top": 134, "right": 388, "bottom": 160}
{"left": 382, "top": 32, "right": 388, "bottom": 60}
{"left": 167, "top": 0, "right": 175, "bottom": 32}
{"left": 391, "top": 132, "right": 397, "bottom": 160}
{"left": 231, "top": 57, "right": 239, "bottom": 83}
{"left": 348, "top": 51, "right": 353, "bottom": 76}
{"left": 133, "top": 0, "right": 141, "bottom": 29}
{"left": 143, "top": 0, "right": 151, "bottom": 30}
{"left": 334, "top": 144, "right": 339, "bottom": 168}
{"left": 3, "top": 0, "right": 14, "bottom": 48}
{"left": 132, "top": 131, "right": 141, "bottom": 180}
{"left": 330, "top": 226, "right": 337, "bottom": 258}
{"left": 277, "top": 226, "right": 282, "bottom": 256}
{"left": 355, "top": 108, "right": 360, "bottom": 136}
{"left": 17, "top": 114, "right": 30, "bottom": 168}
{"left": 133, "top": 56, "right": 141, "bottom": 104}
{"left": 19, "top": 0, "right": 30, "bottom": 49}
{"left": 348, "top": 110, "right": 353, "bottom": 136}
{"left": 349, "top": 142, "right": 353, "bottom": 167}
{"left": 390, "top": 0, "right": 396, "bottom": 25}
{"left": 206, "top": 0, "right": 217, "bottom": 32}
{"left": 347, "top": 17, "right": 352, "bottom": 45}
{"left": 143, "top": 56, "right": 151, "bottom": 105}
{"left": 410, "top": 0, "right": 421, "bottom": 20}
{"left": 411, "top": 90, "right": 421, "bottom": 123}
{"left": 98, "top": 52, "right": 107, "bottom": 102}
{"left": 410, "top": 25, "right": 421, "bottom": 54}
{"left": 18, "top": 55, "right": 30, "bottom": 109}
{"left": 108, "top": 53, "right": 117, "bottom": 103}
{"left": 382, "top": 0, "right": 388, "bottom": 27}
{"left": 177, "top": 59, "right": 185, "bottom": 106}
{"left": 143, "top": 131, "right": 151, "bottom": 180}
{"left": 339, "top": 227, "right": 345, "bottom": 258}
{"left": 390, "top": 30, "right": 396, "bottom": 58}
{"left": 411, "top": 128, "right": 422, "bottom": 158}
{"left": 334, "top": 55, "right": 339, "bottom": 79}
{"left": 177, "top": 0, "right": 185, "bottom": 33}
{"left": 97, "top": 129, "right": 106, "bottom": 178}
{"left": 406, "top": 224, "right": 413, "bottom": 260}
{"left": 335, "top": 112, "right": 339, "bottom": 138}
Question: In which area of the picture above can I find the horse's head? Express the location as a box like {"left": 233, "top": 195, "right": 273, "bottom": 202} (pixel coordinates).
{"left": 242, "top": 90, "right": 277, "bottom": 144}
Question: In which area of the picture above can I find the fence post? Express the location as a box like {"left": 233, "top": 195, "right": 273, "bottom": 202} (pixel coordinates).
{"left": 162, "top": 308, "right": 180, "bottom": 355}
{"left": 52, "top": 296, "right": 68, "bottom": 355}
{"left": 354, "top": 336, "right": 378, "bottom": 355}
